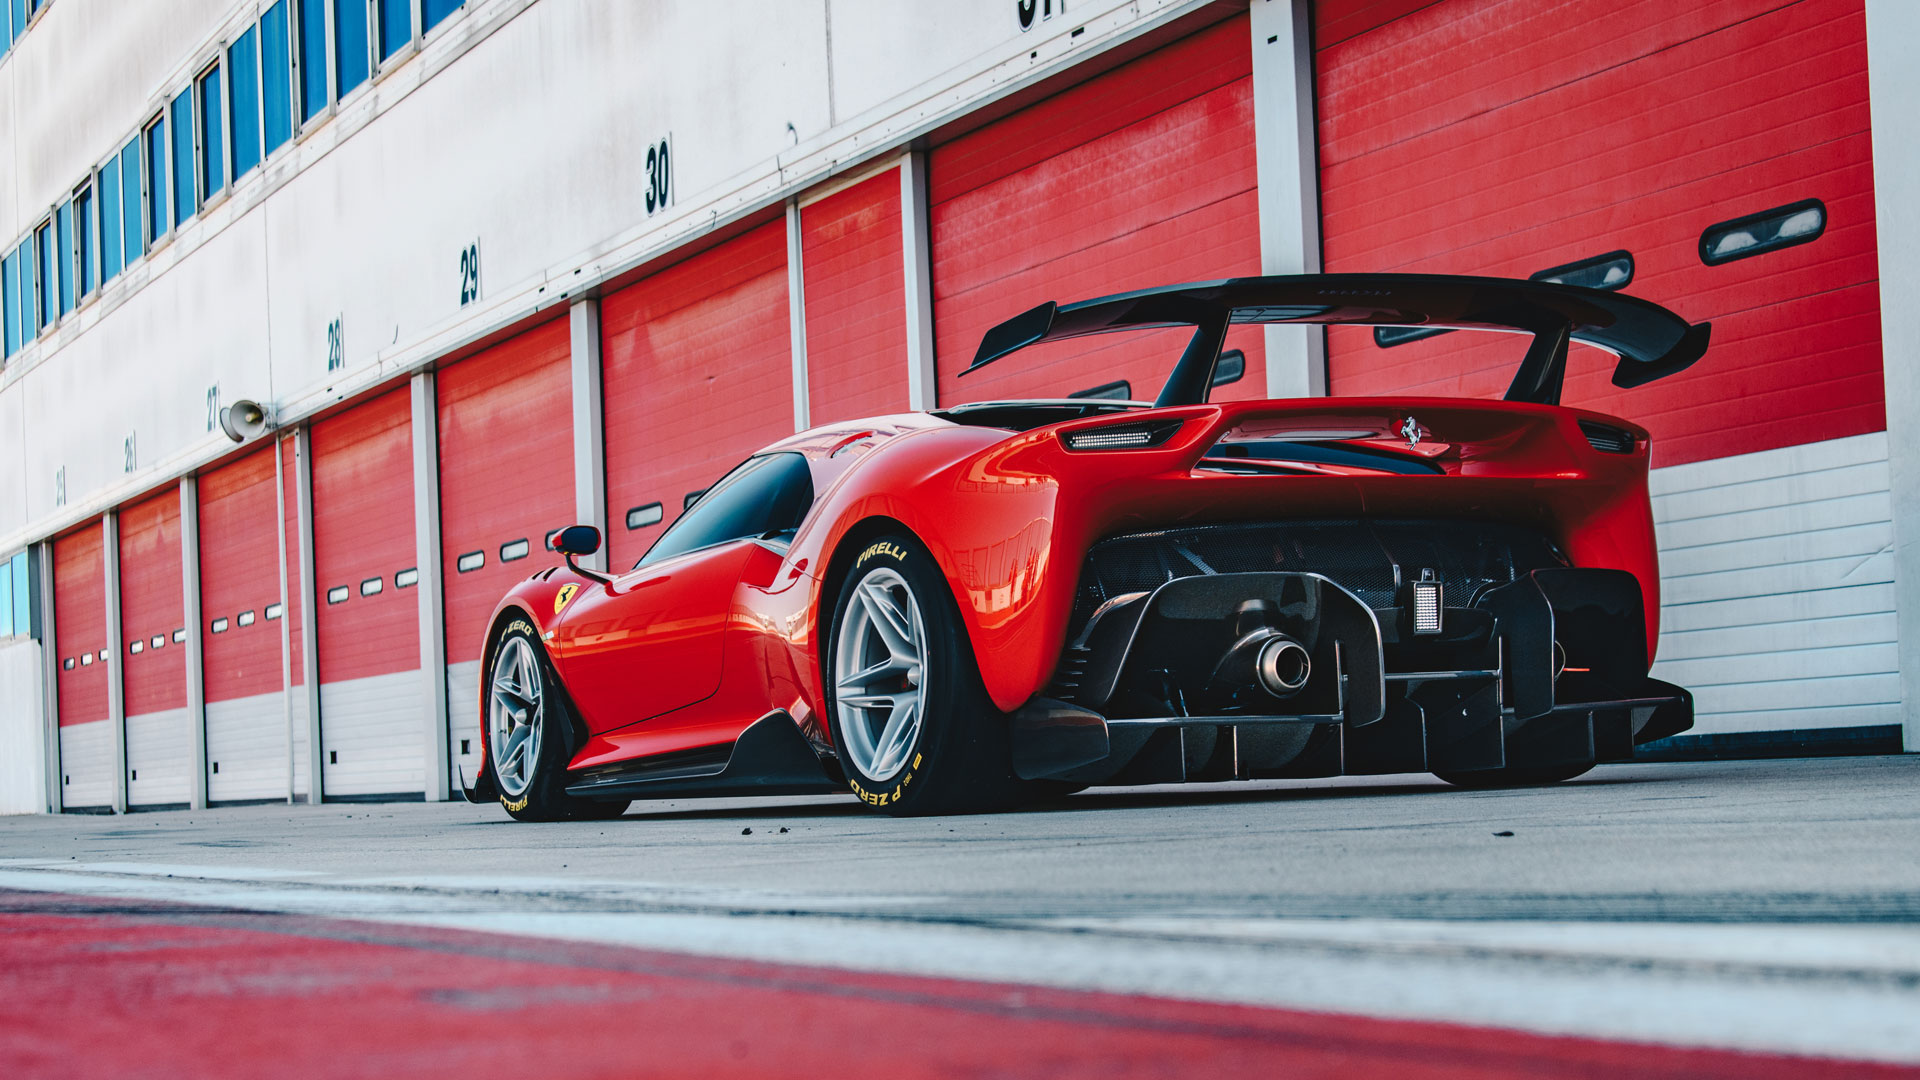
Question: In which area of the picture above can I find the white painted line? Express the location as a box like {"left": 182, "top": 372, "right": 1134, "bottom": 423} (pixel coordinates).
{"left": 1043, "top": 917, "right": 1920, "bottom": 978}
{"left": 65, "top": 863, "right": 325, "bottom": 881}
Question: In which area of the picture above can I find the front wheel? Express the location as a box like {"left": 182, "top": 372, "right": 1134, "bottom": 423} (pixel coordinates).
{"left": 826, "top": 534, "right": 1028, "bottom": 816}
{"left": 487, "top": 618, "right": 629, "bottom": 822}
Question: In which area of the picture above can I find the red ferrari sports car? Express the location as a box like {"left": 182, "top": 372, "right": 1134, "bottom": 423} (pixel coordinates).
{"left": 463, "top": 273, "right": 1707, "bottom": 820}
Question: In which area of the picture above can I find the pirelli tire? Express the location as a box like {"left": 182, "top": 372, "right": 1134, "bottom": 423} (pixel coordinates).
{"left": 486, "top": 618, "right": 629, "bottom": 822}
{"left": 826, "top": 533, "right": 1037, "bottom": 816}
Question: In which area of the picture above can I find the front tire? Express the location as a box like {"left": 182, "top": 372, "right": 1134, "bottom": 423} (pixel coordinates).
{"left": 487, "top": 618, "right": 629, "bottom": 822}
{"left": 825, "top": 534, "right": 1026, "bottom": 816}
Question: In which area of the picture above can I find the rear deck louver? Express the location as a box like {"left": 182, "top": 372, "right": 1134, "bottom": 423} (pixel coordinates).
{"left": 1579, "top": 420, "right": 1636, "bottom": 454}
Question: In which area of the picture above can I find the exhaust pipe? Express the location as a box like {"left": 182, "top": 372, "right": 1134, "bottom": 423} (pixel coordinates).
{"left": 1254, "top": 636, "right": 1311, "bottom": 697}
{"left": 1202, "top": 601, "right": 1315, "bottom": 708}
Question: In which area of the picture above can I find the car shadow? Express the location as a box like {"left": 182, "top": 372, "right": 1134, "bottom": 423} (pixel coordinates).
{"left": 452, "top": 765, "right": 1693, "bottom": 825}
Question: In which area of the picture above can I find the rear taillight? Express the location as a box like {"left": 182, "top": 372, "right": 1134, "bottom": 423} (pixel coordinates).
{"left": 1060, "top": 420, "right": 1183, "bottom": 451}
{"left": 1579, "top": 421, "right": 1636, "bottom": 454}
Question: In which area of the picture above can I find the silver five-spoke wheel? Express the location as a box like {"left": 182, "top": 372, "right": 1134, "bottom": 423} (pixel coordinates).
{"left": 833, "top": 567, "right": 927, "bottom": 782}
{"left": 488, "top": 635, "right": 544, "bottom": 799}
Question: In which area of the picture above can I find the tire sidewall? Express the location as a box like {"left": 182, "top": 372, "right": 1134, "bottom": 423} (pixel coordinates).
{"left": 489, "top": 618, "right": 576, "bottom": 821}
{"left": 826, "top": 534, "right": 1002, "bottom": 814}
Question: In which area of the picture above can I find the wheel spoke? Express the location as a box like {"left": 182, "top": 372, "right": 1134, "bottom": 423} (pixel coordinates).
{"left": 868, "top": 699, "right": 919, "bottom": 779}
{"left": 837, "top": 655, "right": 905, "bottom": 696}
{"left": 837, "top": 691, "right": 899, "bottom": 710}
{"left": 858, "top": 583, "right": 917, "bottom": 662}
{"left": 499, "top": 725, "right": 531, "bottom": 779}
{"left": 516, "top": 651, "right": 541, "bottom": 708}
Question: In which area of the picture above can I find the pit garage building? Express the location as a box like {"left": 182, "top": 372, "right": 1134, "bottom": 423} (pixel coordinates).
{"left": 0, "top": 0, "right": 1915, "bottom": 812}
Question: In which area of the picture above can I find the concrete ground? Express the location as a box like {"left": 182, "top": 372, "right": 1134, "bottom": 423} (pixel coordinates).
{"left": 3, "top": 755, "right": 1918, "bottom": 1074}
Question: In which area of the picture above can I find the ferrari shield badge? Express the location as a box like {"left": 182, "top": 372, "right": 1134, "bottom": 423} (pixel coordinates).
{"left": 554, "top": 584, "right": 579, "bottom": 614}
{"left": 1401, "top": 415, "right": 1424, "bottom": 450}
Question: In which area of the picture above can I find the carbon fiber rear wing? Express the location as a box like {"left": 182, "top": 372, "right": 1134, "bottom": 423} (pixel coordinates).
{"left": 963, "top": 273, "right": 1712, "bottom": 408}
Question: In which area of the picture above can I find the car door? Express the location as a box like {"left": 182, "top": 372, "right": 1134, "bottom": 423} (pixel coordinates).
{"left": 549, "top": 452, "right": 814, "bottom": 735}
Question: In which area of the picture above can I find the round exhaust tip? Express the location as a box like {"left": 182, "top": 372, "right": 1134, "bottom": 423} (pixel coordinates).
{"left": 1256, "top": 636, "right": 1311, "bottom": 697}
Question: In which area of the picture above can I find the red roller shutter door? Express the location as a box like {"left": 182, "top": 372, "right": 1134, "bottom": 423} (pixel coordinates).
{"left": 602, "top": 219, "right": 793, "bottom": 570}
{"left": 54, "top": 522, "right": 112, "bottom": 809}
{"left": 437, "top": 317, "right": 574, "bottom": 783}
{"left": 310, "top": 388, "right": 421, "bottom": 797}
{"left": 1314, "top": 0, "right": 1881, "bottom": 467}
{"left": 200, "top": 447, "right": 301, "bottom": 803}
{"left": 929, "top": 15, "right": 1266, "bottom": 406}
{"left": 117, "top": 491, "right": 188, "bottom": 808}
{"left": 802, "top": 169, "right": 909, "bottom": 425}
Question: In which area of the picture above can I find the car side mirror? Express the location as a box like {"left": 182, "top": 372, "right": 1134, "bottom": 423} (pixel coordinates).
{"left": 554, "top": 525, "right": 601, "bottom": 556}
{"left": 554, "top": 524, "right": 610, "bottom": 585}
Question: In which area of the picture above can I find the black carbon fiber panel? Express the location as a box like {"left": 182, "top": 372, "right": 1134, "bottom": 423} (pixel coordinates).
{"left": 1072, "top": 519, "right": 1565, "bottom": 634}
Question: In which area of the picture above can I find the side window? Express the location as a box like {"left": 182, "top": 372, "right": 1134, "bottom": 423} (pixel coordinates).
{"left": 637, "top": 453, "right": 814, "bottom": 569}
{"left": 262, "top": 2, "right": 294, "bottom": 153}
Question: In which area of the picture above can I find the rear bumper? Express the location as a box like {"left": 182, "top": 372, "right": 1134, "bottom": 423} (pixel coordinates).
{"left": 1011, "top": 569, "right": 1692, "bottom": 783}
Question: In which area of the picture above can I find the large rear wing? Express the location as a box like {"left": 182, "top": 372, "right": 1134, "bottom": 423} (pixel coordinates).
{"left": 963, "top": 273, "right": 1712, "bottom": 408}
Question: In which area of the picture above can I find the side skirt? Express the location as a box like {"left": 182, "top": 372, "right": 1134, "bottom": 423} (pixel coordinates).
{"left": 561, "top": 710, "right": 843, "bottom": 802}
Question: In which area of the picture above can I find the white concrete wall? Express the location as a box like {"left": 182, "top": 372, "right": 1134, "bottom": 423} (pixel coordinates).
{"left": 0, "top": 637, "right": 45, "bottom": 814}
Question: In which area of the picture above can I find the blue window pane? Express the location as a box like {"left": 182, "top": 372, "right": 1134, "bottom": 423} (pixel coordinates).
{"left": 199, "top": 67, "right": 225, "bottom": 198}
{"left": 13, "top": 241, "right": 30, "bottom": 338}
{"left": 171, "top": 91, "right": 194, "bottom": 225}
{"left": 378, "top": 0, "right": 408, "bottom": 59}
{"left": 38, "top": 224, "right": 55, "bottom": 329}
{"left": 56, "top": 202, "right": 73, "bottom": 315}
{"left": 146, "top": 120, "right": 169, "bottom": 243}
{"left": 335, "top": 0, "right": 369, "bottom": 96}
{"left": 10, "top": 552, "right": 26, "bottom": 638}
{"left": 262, "top": 4, "right": 293, "bottom": 152}
{"left": 120, "top": 142, "right": 142, "bottom": 258}
{"left": 99, "top": 159, "right": 122, "bottom": 280}
{"left": 0, "top": 558, "right": 12, "bottom": 637}
{"left": 230, "top": 28, "right": 262, "bottom": 178}
{"left": 76, "top": 190, "right": 94, "bottom": 298}
{"left": 2, "top": 251, "right": 16, "bottom": 357}
{"left": 422, "top": 0, "right": 460, "bottom": 33}
{"left": 298, "top": 0, "right": 327, "bottom": 122}
{"left": 12, "top": 242, "right": 28, "bottom": 340}
{"left": 6, "top": 0, "right": 20, "bottom": 45}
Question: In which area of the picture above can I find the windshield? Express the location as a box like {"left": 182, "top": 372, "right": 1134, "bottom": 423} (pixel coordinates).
{"left": 635, "top": 452, "right": 814, "bottom": 569}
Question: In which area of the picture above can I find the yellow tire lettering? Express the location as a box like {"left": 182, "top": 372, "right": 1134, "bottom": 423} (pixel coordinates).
{"left": 856, "top": 541, "right": 909, "bottom": 568}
